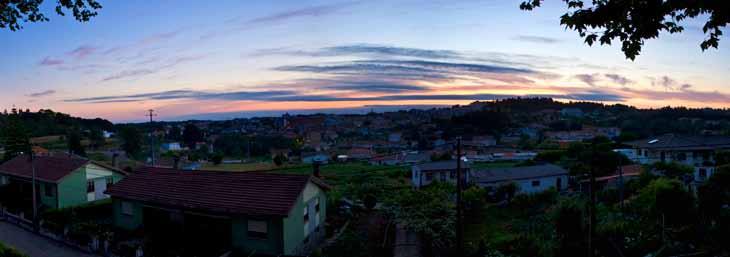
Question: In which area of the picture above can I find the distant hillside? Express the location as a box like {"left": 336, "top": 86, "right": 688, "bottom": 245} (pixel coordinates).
{"left": 0, "top": 108, "right": 114, "bottom": 137}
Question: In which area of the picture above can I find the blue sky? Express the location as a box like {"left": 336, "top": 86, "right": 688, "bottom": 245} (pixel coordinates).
{"left": 2, "top": 0, "right": 729, "bottom": 122}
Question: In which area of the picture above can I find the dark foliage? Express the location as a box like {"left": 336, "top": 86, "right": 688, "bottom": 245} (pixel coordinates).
{"left": 521, "top": 0, "right": 729, "bottom": 60}
{"left": 1, "top": 0, "right": 102, "bottom": 31}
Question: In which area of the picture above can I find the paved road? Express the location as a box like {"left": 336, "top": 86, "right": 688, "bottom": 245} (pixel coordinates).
{"left": 0, "top": 221, "right": 96, "bottom": 257}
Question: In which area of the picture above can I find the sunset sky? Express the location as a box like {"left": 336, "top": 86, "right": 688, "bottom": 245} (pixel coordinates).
{"left": 2, "top": 0, "right": 729, "bottom": 122}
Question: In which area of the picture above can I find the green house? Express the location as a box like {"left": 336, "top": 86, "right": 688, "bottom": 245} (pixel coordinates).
{"left": 0, "top": 154, "right": 126, "bottom": 210}
{"left": 106, "top": 167, "right": 329, "bottom": 256}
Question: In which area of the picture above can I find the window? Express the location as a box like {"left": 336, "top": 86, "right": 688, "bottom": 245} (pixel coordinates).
{"left": 87, "top": 180, "right": 95, "bottom": 193}
{"left": 677, "top": 152, "right": 687, "bottom": 161}
{"left": 699, "top": 168, "right": 707, "bottom": 178}
{"left": 426, "top": 173, "right": 433, "bottom": 181}
{"left": 449, "top": 171, "right": 455, "bottom": 179}
{"left": 440, "top": 172, "right": 446, "bottom": 180}
{"left": 121, "top": 201, "right": 134, "bottom": 216}
{"left": 0, "top": 175, "right": 7, "bottom": 185}
{"left": 531, "top": 180, "right": 540, "bottom": 187}
{"left": 303, "top": 206, "right": 309, "bottom": 223}
{"left": 106, "top": 177, "right": 114, "bottom": 188}
{"left": 247, "top": 220, "right": 268, "bottom": 239}
{"left": 44, "top": 184, "right": 54, "bottom": 197}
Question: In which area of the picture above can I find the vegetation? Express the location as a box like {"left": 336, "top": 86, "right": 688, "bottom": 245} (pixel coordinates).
{"left": 0, "top": 0, "right": 102, "bottom": 31}
{"left": 520, "top": 0, "right": 729, "bottom": 60}
{"left": 0, "top": 242, "right": 28, "bottom": 257}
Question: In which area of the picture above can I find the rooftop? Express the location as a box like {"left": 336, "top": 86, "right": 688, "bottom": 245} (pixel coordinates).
{"left": 106, "top": 167, "right": 329, "bottom": 216}
{"left": 625, "top": 134, "right": 730, "bottom": 150}
{"left": 0, "top": 154, "right": 89, "bottom": 183}
{"left": 472, "top": 164, "right": 568, "bottom": 183}
{"left": 414, "top": 160, "right": 470, "bottom": 171}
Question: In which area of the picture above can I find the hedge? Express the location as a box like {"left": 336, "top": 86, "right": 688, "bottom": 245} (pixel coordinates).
{"left": 0, "top": 242, "right": 28, "bottom": 257}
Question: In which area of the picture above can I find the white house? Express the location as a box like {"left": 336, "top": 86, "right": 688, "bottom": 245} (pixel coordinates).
{"left": 161, "top": 142, "right": 183, "bottom": 152}
{"left": 472, "top": 164, "right": 569, "bottom": 194}
{"left": 411, "top": 160, "right": 470, "bottom": 188}
{"left": 622, "top": 134, "right": 730, "bottom": 183}
{"left": 302, "top": 152, "right": 330, "bottom": 164}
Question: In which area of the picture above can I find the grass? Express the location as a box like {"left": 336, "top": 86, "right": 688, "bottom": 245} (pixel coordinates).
{"left": 464, "top": 204, "right": 523, "bottom": 249}
{"left": 201, "top": 161, "right": 411, "bottom": 188}
{"left": 200, "top": 162, "right": 287, "bottom": 171}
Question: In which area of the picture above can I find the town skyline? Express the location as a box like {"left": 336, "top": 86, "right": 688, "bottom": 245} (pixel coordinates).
{"left": 2, "top": 0, "right": 729, "bottom": 122}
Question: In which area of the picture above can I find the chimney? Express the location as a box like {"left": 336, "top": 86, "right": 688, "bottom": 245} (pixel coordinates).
{"left": 112, "top": 153, "right": 119, "bottom": 168}
{"left": 312, "top": 161, "right": 321, "bottom": 178}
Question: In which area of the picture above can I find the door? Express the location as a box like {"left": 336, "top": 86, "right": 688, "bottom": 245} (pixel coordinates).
{"left": 556, "top": 177, "right": 562, "bottom": 191}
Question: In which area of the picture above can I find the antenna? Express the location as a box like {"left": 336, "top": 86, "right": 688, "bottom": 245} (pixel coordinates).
{"left": 146, "top": 109, "right": 157, "bottom": 123}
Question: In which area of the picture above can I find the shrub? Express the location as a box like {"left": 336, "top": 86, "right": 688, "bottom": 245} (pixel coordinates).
{"left": 0, "top": 242, "right": 29, "bottom": 257}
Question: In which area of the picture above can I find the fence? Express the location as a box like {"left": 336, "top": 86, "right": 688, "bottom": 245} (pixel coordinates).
{"left": 0, "top": 207, "right": 143, "bottom": 257}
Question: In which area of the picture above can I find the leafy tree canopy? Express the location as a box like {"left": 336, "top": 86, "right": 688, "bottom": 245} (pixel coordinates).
{"left": 521, "top": 0, "right": 729, "bottom": 60}
{"left": 1, "top": 0, "right": 102, "bottom": 31}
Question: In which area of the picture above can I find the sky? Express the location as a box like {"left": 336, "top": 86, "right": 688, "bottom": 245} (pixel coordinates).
{"left": 2, "top": 0, "right": 729, "bottom": 122}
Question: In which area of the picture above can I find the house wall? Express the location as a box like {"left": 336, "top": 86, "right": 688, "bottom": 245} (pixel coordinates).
{"left": 282, "top": 182, "right": 327, "bottom": 256}
{"left": 84, "top": 164, "right": 122, "bottom": 202}
{"left": 111, "top": 198, "right": 144, "bottom": 231}
{"left": 412, "top": 168, "right": 470, "bottom": 188}
{"left": 39, "top": 181, "right": 58, "bottom": 209}
{"left": 57, "top": 168, "right": 88, "bottom": 208}
{"left": 478, "top": 175, "right": 568, "bottom": 194}
{"left": 231, "top": 217, "right": 284, "bottom": 255}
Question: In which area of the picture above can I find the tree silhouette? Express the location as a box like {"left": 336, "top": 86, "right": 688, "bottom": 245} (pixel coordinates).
{"left": 1, "top": 0, "right": 102, "bottom": 31}
{"left": 520, "top": 0, "right": 729, "bottom": 60}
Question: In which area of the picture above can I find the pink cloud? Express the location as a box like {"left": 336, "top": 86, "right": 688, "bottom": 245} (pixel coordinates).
{"left": 67, "top": 45, "right": 99, "bottom": 60}
{"left": 39, "top": 57, "right": 64, "bottom": 66}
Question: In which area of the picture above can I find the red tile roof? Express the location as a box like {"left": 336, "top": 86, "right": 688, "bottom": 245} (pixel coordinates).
{"left": 0, "top": 154, "right": 89, "bottom": 183}
{"left": 106, "top": 167, "right": 328, "bottom": 216}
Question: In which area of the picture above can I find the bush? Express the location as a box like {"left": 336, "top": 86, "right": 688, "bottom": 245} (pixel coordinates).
{"left": 0, "top": 242, "right": 29, "bottom": 257}
{"left": 534, "top": 150, "right": 566, "bottom": 163}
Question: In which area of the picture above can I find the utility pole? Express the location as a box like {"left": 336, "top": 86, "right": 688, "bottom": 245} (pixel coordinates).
{"left": 455, "top": 137, "right": 464, "bottom": 257}
{"left": 618, "top": 159, "right": 624, "bottom": 210}
{"left": 146, "top": 109, "right": 157, "bottom": 166}
{"left": 588, "top": 144, "right": 597, "bottom": 257}
{"left": 29, "top": 151, "right": 38, "bottom": 233}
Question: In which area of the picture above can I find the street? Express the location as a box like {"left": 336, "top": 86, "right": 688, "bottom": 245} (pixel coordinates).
{"left": 0, "top": 222, "right": 96, "bottom": 257}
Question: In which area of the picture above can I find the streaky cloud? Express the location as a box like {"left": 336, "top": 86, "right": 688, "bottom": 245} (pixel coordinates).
{"left": 604, "top": 73, "right": 632, "bottom": 85}
{"left": 513, "top": 35, "right": 561, "bottom": 44}
{"left": 246, "top": 2, "right": 357, "bottom": 25}
{"left": 27, "top": 90, "right": 56, "bottom": 97}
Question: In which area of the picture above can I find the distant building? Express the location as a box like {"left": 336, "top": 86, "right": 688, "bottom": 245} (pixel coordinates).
{"left": 402, "top": 152, "right": 431, "bottom": 165}
{"left": 388, "top": 132, "right": 403, "bottom": 143}
{"left": 472, "top": 164, "right": 568, "bottom": 194}
{"left": 622, "top": 134, "right": 730, "bottom": 183}
{"left": 302, "top": 152, "right": 330, "bottom": 164}
{"left": 369, "top": 154, "right": 402, "bottom": 166}
{"left": 411, "top": 160, "right": 471, "bottom": 188}
{"left": 347, "top": 147, "right": 374, "bottom": 160}
{"left": 490, "top": 151, "right": 537, "bottom": 162}
{"left": 560, "top": 108, "right": 584, "bottom": 118}
{"left": 161, "top": 142, "right": 183, "bottom": 152}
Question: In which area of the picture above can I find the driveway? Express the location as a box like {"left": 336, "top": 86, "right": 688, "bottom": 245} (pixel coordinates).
{"left": 0, "top": 222, "right": 96, "bottom": 257}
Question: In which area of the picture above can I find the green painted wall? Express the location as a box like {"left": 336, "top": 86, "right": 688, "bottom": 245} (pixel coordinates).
{"left": 231, "top": 217, "right": 284, "bottom": 255}
{"left": 111, "top": 198, "right": 144, "bottom": 231}
{"left": 38, "top": 182, "right": 58, "bottom": 209}
{"left": 56, "top": 168, "right": 88, "bottom": 208}
{"left": 282, "top": 182, "right": 327, "bottom": 255}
